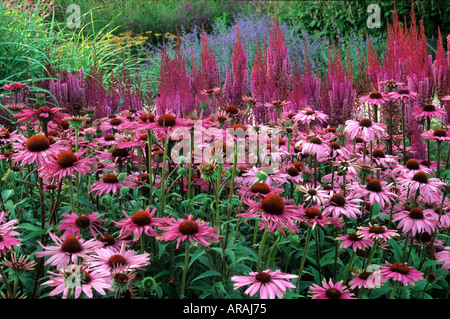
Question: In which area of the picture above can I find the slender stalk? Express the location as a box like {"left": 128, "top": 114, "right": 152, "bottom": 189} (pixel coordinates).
{"left": 401, "top": 101, "right": 407, "bottom": 164}
{"left": 256, "top": 227, "right": 269, "bottom": 272}
{"left": 180, "top": 241, "right": 190, "bottom": 299}
{"left": 296, "top": 226, "right": 312, "bottom": 292}
{"left": 160, "top": 137, "right": 169, "bottom": 217}
{"left": 389, "top": 281, "right": 400, "bottom": 299}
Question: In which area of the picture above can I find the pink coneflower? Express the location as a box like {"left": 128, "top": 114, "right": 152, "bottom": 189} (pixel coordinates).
{"left": 293, "top": 107, "right": 329, "bottom": 126}
{"left": 41, "top": 149, "right": 95, "bottom": 180}
{"left": 351, "top": 178, "right": 396, "bottom": 209}
{"left": 296, "top": 134, "right": 332, "bottom": 159}
{"left": 370, "top": 147, "right": 400, "bottom": 168}
{"left": 15, "top": 105, "right": 70, "bottom": 126}
{"left": 13, "top": 134, "right": 65, "bottom": 167}
{"left": 240, "top": 165, "right": 290, "bottom": 187}
{"left": 201, "top": 87, "right": 221, "bottom": 97}
{"left": 359, "top": 91, "right": 390, "bottom": 105}
{"left": 392, "top": 207, "right": 438, "bottom": 236}
{"left": 99, "top": 115, "right": 129, "bottom": 132}
{"left": 336, "top": 232, "right": 373, "bottom": 252}
{"left": 328, "top": 141, "right": 353, "bottom": 161}
{"left": 388, "top": 88, "right": 419, "bottom": 101}
{"left": 379, "top": 262, "right": 423, "bottom": 286}
{"left": 265, "top": 100, "right": 290, "bottom": 112}
{"left": 92, "top": 133, "right": 126, "bottom": 147}
{"left": 90, "top": 174, "right": 136, "bottom": 198}
{"left": 343, "top": 118, "right": 387, "bottom": 142}
{"left": 349, "top": 270, "right": 385, "bottom": 289}
{"left": 308, "top": 279, "right": 355, "bottom": 299}
{"left": 115, "top": 207, "right": 161, "bottom": 242}
{"left": 89, "top": 246, "right": 150, "bottom": 273}
{"left": 57, "top": 212, "right": 105, "bottom": 239}
{"left": 0, "top": 128, "right": 21, "bottom": 145}
{"left": 42, "top": 264, "right": 113, "bottom": 299}
{"left": 435, "top": 247, "right": 450, "bottom": 269}
{"left": 146, "top": 113, "right": 193, "bottom": 135}
{"left": 157, "top": 214, "right": 220, "bottom": 249}
{"left": 421, "top": 128, "right": 450, "bottom": 142}
{"left": 36, "top": 233, "right": 102, "bottom": 268}
{"left": 301, "top": 206, "right": 340, "bottom": 229}
{"left": 1, "top": 253, "right": 36, "bottom": 274}
{"left": 231, "top": 269, "right": 298, "bottom": 299}
{"left": 238, "top": 194, "right": 304, "bottom": 234}
{"left": 413, "top": 103, "right": 447, "bottom": 120}
{"left": 96, "top": 234, "right": 131, "bottom": 253}
{"left": 392, "top": 158, "right": 433, "bottom": 177}
{"left": 238, "top": 182, "right": 284, "bottom": 200}
{"left": 357, "top": 223, "right": 399, "bottom": 242}
{"left": 322, "top": 193, "right": 362, "bottom": 219}
{"left": 0, "top": 220, "right": 21, "bottom": 254}
{"left": 297, "top": 184, "right": 329, "bottom": 206}
{"left": 398, "top": 171, "right": 444, "bottom": 206}
{"left": 242, "top": 96, "right": 260, "bottom": 108}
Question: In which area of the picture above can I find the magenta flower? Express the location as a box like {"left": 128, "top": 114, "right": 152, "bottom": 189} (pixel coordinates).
{"left": 421, "top": 128, "right": 450, "bottom": 142}
{"left": 237, "top": 194, "right": 304, "bottom": 234}
{"left": 42, "top": 265, "right": 113, "bottom": 299}
{"left": 36, "top": 234, "right": 102, "bottom": 269}
{"left": 89, "top": 247, "right": 150, "bottom": 273}
{"left": 343, "top": 118, "right": 387, "bottom": 142}
{"left": 398, "top": 171, "right": 444, "bottom": 206}
{"left": 392, "top": 207, "right": 438, "bottom": 236}
{"left": 13, "top": 134, "right": 65, "bottom": 167}
{"left": 336, "top": 232, "right": 373, "bottom": 252}
{"left": 157, "top": 214, "right": 220, "bottom": 249}
{"left": 3, "top": 82, "right": 28, "bottom": 91}
{"left": 90, "top": 174, "right": 136, "bottom": 198}
{"left": 115, "top": 206, "right": 162, "bottom": 242}
{"left": 15, "top": 106, "right": 70, "bottom": 125}
{"left": 359, "top": 91, "right": 390, "bottom": 106}
{"left": 322, "top": 193, "right": 362, "bottom": 219}
{"left": 57, "top": 212, "right": 105, "bottom": 239}
{"left": 308, "top": 279, "right": 355, "bottom": 299}
{"left": 0, "top": 219, "right": 21, "bottom": 254}
{"left": 293, "top": 107, "right": 329, "bottom": 126}
{"left": 357, "top": 223, "right": 399, "bottom": 242}
{"left": 388, "top": 88, "right": 418, "bottom": 102}
{"left": 412, "top": 103, "right": 447, "bottom": 120}
{"left": 435, "top": 247, "right": 450, "bottom": 269}
{"left": 349, "top": 269, "right": 386, "bottom": 289}
{"left": 379, "top": 262, "right": 423, "bottom": 286}
{"left": 350, "top": 178, "right": 396, "bottom": 209}
{"left": 41, "top": 149, "right": 95, "bottom": 180}
{"left": 231, "top": 269, "right": 298, "bottom": 299}
{"left": 296, "top": 134, "right": 332, "bottom": 159}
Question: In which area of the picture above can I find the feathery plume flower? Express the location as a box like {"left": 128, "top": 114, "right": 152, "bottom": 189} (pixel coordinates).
{"left": 157, "top": 214, "right": 220, "bottom": 249}
{"left": 379, "top": 262, "right": 423, "bottom": 286}
{"left": 308, "top": 279, "right": 355, "bottom": 299}
{"left": 231, "top": 269, "right": 298, "bottom": 299}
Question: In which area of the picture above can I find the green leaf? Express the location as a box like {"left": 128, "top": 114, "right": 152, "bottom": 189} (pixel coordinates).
{"left": 21, "top": 229, "right": 48, "bottom": 241}
{"left": 188, "top": 247, "right": 206, "bottom": 268}
{"left": 191, "top": 271, "right": 222, "bottom": 283}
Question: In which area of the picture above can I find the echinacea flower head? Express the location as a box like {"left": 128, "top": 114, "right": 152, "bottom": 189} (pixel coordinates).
{"left": 293, "top": 108, "right": 329, "bottom": 126}
{"left": 308, "top": 279, "right": 355, "bottom": 299}
{"left": 15, "top": 106, "right": 69, "bottom": 125}
{"left": 392, "top": 207, "right": 438, "bottom": 236}
{"left": 343, "top": 118, "right": 387, "bottom": 142}
{"left": 157, "top": 214, "right": 220, "bottom": 249}
{"left": 388, "top": 88, "right": 418, "bottom": 101}
{"left": 413, "top": 103, "right": 447, "bottom": 120}
{"left": 231, "top": 269, "right": 298, "bottom": 299}
{"left": 337, "top": 232, "right": 373, "bottom": 252}
{"left": 399, "top": 171, "right": 444, "bottom": 205}
{"left": 42, "top": 263, "right": 113, "bottom": 299}
{"left": 1, "top": 253, "right": 36, "bottom": 275}
{"left": 379, "top": 262, "right": 423, "bottom": 286}
{"left": 115, "top": 207, "right": 161, "bottom": 242}
{"left": 349, "top": 269, "right": 385, "bottom": 289}
{"left": 0, "top": 220, "right": 21, "bottom": 254}
{"left": 435, "top": 246, "right": 450, "bottom": 269}
{"left": 57, "top": 212, "right": 105, "bottom": 239}
{"left": 13, "top": 134, "right": 65, "bottom": 167}
{"left": 322, "top": 193, "right": 362, "bottom": 219}
{"left": 90, "top": 247, "right": 150, "bottom": 273}
{"left": 357, "top": 223, "right": 399, "bottom": 242}
{"left": 41, "top": 149, "right": 94, "bottom": 180}
{"left": 3, "top": 82, "right": 28, "bottom": 91}
{"left": 90, "top": 174, "right": 136, "bottom": 198}
{"left": 36, "top": 233, "right": 102, "bottom": 269}
{"left": 359, "top": 91, "right": 390, "bottom": 106}
{"left": 238, "top": 194, "right": 304, "bottom": 234}
{"left": 421, "top": 128, "right": 450, "bottom": 142}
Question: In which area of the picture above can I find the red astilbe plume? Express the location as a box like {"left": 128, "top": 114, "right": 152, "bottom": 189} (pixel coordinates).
{"left": 223, "top": 25, "right": 248, "bottom": 109}
{"left": 324, "top": 40, "right": 356, "bottom": 126}
{"left": 251, "top": 40, "right": 268, "bottom": 124}
{"left": 155, "top": 35, "right": 196, "bottom": 117}
{"left": 365, "top": 34, "right": 382, "bottom": 92}
{"left": 432, "top": 28, "right": 449, "bottom": 102}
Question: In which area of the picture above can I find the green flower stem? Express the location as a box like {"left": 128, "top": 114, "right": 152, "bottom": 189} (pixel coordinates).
{"left": 437, "top": 141, "right": 441, "bottom": 178}
{"left": 160, "top": 137, "right": 169, "bottom": 217}
{"left": 389, "top": 281, "right": 401, "bottom": 299}
{"left": 256, "top": 227, "right": 269, "bottom": 272}
{"left": 146, "top": 130, "right": 154, "bottom": 205}
{"left": 180, "top": 241, "right": 190, "bottom": 299}
{"left": 296, "top": 226, "right": 312, "bottom": 292}
{"left": 0, "top": 267, "right": 12, "bottom": 298}
{"left": 343, "top": 250, "right": 356, "bottom": 284}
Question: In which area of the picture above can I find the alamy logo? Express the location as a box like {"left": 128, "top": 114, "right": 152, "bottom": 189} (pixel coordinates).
{"left": 367, "top": 4, "right": 382, "bottom": 29}
{"left": 67, "top": 4, "right": 81, "bottom": 29}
